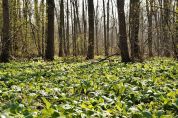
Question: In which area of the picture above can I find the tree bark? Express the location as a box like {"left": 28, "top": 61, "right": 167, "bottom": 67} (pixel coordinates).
{"left": 45, "top": 0, "right": 55, "bottom": 61}
{"left": 129, "top": 0, "right": 142, "bottom": 62}
{"left": 86, "top": 0, "right": 94, "bottom": 59}
{"left": 163, "top": 0, "right": 171, "bottom": 56}
{"left": 1, "top": 0, "right": 10, "bottom": 62}
{"left": 117, "top": 0, "right": 131, "bottom": 63}
{"left": 59, "top": 0, "right": 64, "bottom": 57}
{"left": 66, "top": 0, "right": 70, "bottom": 56}
{"left": 72, "top": 2, "right": 77, "bottom": 56}
{"left": 95, "top": 0, "right": 99, "bottom": 56}
{"left": 103, "top": 0, "right": 108, "bottom": 56}
{"left": 40, "top": 0, "right": 45, "bottom": 58}
{"left": 146, "top": 0, "right": 153, "bottom": 57}
{"left": 82, "top": 0, "right": 87, "bottom": 55}
{"left": 175, "top": 1, "right": 178, "bottom": 59}
{"left": 34, "top": 0, "right": 42, "bottom": 56}
{"left": 106, "top": 0, "right": 110, "bottom": 55}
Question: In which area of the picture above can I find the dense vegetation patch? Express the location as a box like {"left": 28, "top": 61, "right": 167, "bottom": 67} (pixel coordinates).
{"left": 0, "top": 57, "right": 178, "bottom": 117}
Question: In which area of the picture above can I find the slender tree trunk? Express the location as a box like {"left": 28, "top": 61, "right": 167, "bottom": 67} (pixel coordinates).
{"left": 22, "top": 0, "right": 29, "bottom": 56}
{"left": 17, "top": 0, "right": 23, "bottom": 57}
{"left": 45, "top": 0, "right": 55, "bottom": 61}
{"left": 95, "top": 0, "right": 99, "bottom": 56}
{"left": 59, "top": 0, "right": 64, "bottom": 57}
{"left": 34, "top": 0, "right": 42, "bottom": 56}
{"left": 146, "top": 0, "right": 153, "bottom": 57}
{"left": 175, "top": 1, "right": 178, "bottom": 59}
{"left": 110, "top": 0, "right": 115, "bottom": 54}
{"left": 103, "top": 0, "right": 108, "bottom": 56}
{"left": 1, "top": 0, "right": 10, "bottom": 62}
{"left": 82, "top": 0, "right": 87, "bottom": 55}
{"left": 153, "top": 3, "right": 160, "bottom": 56}
{"left": 40, "top": 0, "right": 45, "bottom": 58}
{"left": 163, "top": 0, "right": 171, "bottom": 56}
{"left": 140, "top": 7, "right": 145, "bottom": 56}
{"left": 129, "top": 0, "right": 142, "bottom": 62}
{"left": 86, "top": 0, "right": 94, "bottom": 59}
{"left": 106, "top": 0, "right": 110, "bottom": 55}
{"left": 11, "top": 0, "right": 17, "bottom": 56}
{"left": 66, "top": 0, "right": 70, "bottom": 56}
{"left": 74, "top": 1, "right": 81, "bottom": 55}
{"left": 72, "top": 2, "right": 77, "bottom": 56}
{"left": 117, "top": 0, "right": 131, "bottom": 63}
{"left": 75, "top": 1, "right": 81, "bottom": 34}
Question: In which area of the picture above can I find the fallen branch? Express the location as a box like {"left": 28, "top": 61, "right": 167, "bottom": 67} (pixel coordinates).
{"left": 88, "top": 53, "right": 120, "bottom": 65}
{"left": 96, "top": 53, "right": 120, "bottom": 63}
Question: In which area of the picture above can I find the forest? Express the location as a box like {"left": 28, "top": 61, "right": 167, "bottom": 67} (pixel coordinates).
{"left": 0, "top": 0, "right": 178, "bottom": 117}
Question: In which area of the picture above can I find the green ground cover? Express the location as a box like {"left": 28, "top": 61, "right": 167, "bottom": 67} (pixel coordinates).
{"left": 0, "top": 57, "right": 178, "bottom": 117}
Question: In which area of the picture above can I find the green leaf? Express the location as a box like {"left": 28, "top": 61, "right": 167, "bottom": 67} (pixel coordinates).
{"left": 42, "top": 97, "right": 51, "bottom": 109}
{"left": 143, "top": 111, "right": 152, "bottom": 118}
{"left": 157, "top": 110, "right": 164, "bottom": 118}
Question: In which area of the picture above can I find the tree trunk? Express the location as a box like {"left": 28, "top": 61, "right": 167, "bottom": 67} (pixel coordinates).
{"left": 34, "top": 0, "right": 42, "bottom": 56}
{"left": 153, "top": 2, "right": 160, "bottom": 56}
{"left": 74, "top": 1, "right": 81, "bottom": 55}
{"left": 146, "top": 0, "right": 153, "bottom": 57}
{"left": 45, "top": 0, "right": 54, "bottom": 61}
{"left": 40, "top": 0, "right": 45, "bottom": 58}
{"left": 95, "top": 0, "right": 99, "bottom": 56}
{"left": 129, "top": 0, "right": 142, "bottom": 62}
{"left": 86, "top": 0, "right": 94, "bottom": 59}
{"left": 82, "top": 0, "right": 87, "bottom": 55}
{"left": 1, "top": 0, "right": 10, "bottom": 62}
{"left": 117, "top": 0, "right": 131, "bottom": 63}
{"left": 106, "top": 0, "right": 110, "bottom": 55}
{"left": 66, "top": 0, "right": 70, "bottom": 56}
{"left": 72, "top": 2, "right": 77, "bottom": 56}
{"left": 59, "top": 0, "right": 64, "bottom": 57}
{"left": 103, "top": 0, "right": 108, "bottom": 56}
{"left": 163, "top": 0, "right": 171, "bottom": 56}
{"left": 175, "top": 1, "right": 178, "bottom": 59}
{"left": 10, "top": 0, "right": 17, "bottom": 56}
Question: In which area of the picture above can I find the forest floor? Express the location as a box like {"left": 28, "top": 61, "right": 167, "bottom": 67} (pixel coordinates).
{"left": 0, "top": 57, "right": 178, "bottom": 117}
